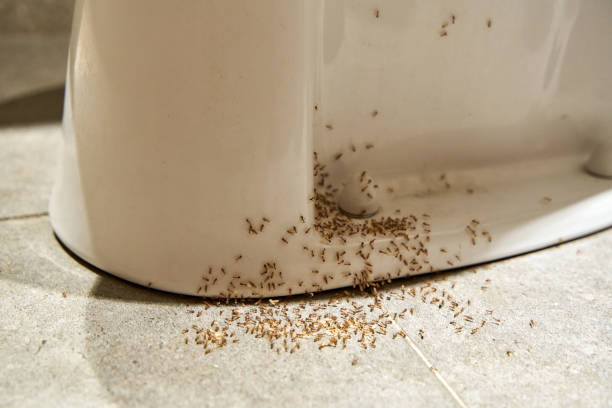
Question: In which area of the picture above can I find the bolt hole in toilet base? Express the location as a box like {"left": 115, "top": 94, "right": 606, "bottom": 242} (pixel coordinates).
{"left": 338, "top": 207, "right": 381, "bottom": 220}
{"left": 50, "top": 0, "right": 612, "bottom": 297}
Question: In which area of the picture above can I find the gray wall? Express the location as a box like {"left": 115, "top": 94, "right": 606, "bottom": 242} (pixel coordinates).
{"left": 0, "top": 0, "right": 75, "bottom": 101}
{"left": 0, "top": 0, "right": 74, "bottom": 34}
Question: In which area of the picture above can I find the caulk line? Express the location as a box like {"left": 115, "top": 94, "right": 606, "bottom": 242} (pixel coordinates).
{"left": 0, "top": 211, "right": 49, "bottom": 222}
{"left": 389, "top": 319, "right": 468, "bottom": 408}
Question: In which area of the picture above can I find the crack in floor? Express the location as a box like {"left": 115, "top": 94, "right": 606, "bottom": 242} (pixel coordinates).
{"left": 388, "top": 314, "right": 468, "bottom": 408}
{"left": 0, "top": 211, "right": 49, "bottom": 222}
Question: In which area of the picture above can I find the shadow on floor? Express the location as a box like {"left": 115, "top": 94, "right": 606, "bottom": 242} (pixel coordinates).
{"left": 0, "top": 87, "right": 64, "bottom": 126}
{"left": 54, "top": 232, "right": 190, "bottom": 305}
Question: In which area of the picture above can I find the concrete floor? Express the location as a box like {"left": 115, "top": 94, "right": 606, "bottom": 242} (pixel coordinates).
{"left": 1, "top": 122, "right": 611, "bottom": 408}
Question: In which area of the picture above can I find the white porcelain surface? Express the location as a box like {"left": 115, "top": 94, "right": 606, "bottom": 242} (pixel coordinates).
{"left": 50, "top": 0, "right": 612, "bottom": 297}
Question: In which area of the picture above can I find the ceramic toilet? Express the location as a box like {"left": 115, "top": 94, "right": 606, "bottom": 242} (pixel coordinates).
{"left": 50, "top": 0, "right": 612, "bottom": 297}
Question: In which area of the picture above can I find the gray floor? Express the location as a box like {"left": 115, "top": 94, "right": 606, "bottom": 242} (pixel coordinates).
{"left": 1, "top": 122, "right": 611, "bottom": 408}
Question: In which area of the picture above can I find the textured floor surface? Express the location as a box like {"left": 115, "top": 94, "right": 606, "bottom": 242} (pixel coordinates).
{"left": 1, "top": 123, "right": 611, "bottom": 408}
